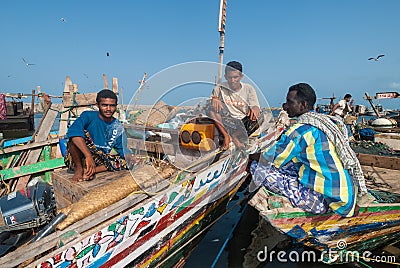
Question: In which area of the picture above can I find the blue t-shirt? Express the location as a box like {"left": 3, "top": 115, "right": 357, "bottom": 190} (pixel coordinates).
{"left": 67, "top": 111, "right": 126, "bottom": 157}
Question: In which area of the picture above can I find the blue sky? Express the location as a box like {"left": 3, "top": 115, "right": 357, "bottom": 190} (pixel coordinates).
{"left": 1, "top": 0, "right": 400, "bottom": 109}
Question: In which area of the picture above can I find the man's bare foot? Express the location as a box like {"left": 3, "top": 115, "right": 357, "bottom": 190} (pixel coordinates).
{"left": 221, "top": 135, "right": 231, "bottom": 150}
{"left": 232, "top": 136, "right": 245, "bottom": 150}
{"left": 71, "top": 171, "right": 84, "bottom": 182}
{"left": 81, "top": 174, "right": 96, "bottom": 181}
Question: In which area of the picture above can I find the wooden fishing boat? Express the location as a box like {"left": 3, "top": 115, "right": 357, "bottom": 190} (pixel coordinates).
{"left": 0, "top": 92, "right": 35, "bottom": 139}
{"left": 249, "top": 152, "right": 400, "bottom": 265}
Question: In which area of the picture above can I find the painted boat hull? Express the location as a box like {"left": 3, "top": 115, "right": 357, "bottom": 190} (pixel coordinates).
{"left": 250, "top": 187, "right": 400, "bottom": 264}
{"left": 29, "top": 153, "right": 248, "bottom": 268}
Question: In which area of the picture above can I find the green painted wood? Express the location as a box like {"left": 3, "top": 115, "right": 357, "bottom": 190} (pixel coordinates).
{"left": 0, "top": 158, "right": 65, "bottom": 181}
{"left": 43, "top": 146, "right": 51, "bottom": 182}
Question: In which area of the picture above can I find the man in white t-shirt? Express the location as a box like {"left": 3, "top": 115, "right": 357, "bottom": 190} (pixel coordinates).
{"left": 209, "top": 61, "right": 261, "bottom": 150}
{"left": 330, "top": 93, "right": 353, "bottom": 118}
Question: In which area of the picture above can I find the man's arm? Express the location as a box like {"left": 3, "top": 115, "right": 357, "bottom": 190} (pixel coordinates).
{"left": 211, "top": 85, "right": 224, "bottom": 113}
{"left": 329, "top": 103, "right": 340, "bottom": 115}
{"left": 247, "top": 85, "right": 261, "bottom": 120}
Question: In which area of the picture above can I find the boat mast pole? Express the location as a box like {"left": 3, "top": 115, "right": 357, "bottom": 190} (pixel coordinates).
{"left": 217, "top": 0, "right": 227, "bottom": 85}
{"left": 365, "top": 92, "right": 381, "bottom": 118}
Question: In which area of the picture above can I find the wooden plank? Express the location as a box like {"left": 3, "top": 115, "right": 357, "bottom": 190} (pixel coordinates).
{"left": 58, "top": 76, "right": 72, "bottom": 138}
{"left": 0, "top": 158, "right": 65, "bottom": 181}
{"left": 357, "top": 153, "right": 400, "bottom": 171}
{"left": 112, "top": 77, "right": 118, "bottom": 94}
{"left": 103, "top": 73, "right": 108, "bottom": 89}
{"left": 0, "top": 138, "right": 59, "bottom": 155}
{"left": 127, "top": 138, "right": 176, "bottom": 155}
{"left": 62, "top": 93, "right": 97, "bottom": 107}
{"left": 1, "top": 131, "right": 58, "bottom": 148}
{"left": 124, "top": 124, "right": 180, "bottom": 135}
{"left": 112, "top": 77, "right": 121, "bottom": 120}
{"left": 15, "top": 103, "right": 60, "bottom": 190}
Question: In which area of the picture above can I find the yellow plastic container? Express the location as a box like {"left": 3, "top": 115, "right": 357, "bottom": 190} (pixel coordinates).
{"left": 180, "top": 123, "right": 215, "bottom": 151}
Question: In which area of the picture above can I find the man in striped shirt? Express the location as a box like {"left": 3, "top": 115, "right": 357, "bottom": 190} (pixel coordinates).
{"left": 251, "top": 83, "right": 364, "bottom": 217}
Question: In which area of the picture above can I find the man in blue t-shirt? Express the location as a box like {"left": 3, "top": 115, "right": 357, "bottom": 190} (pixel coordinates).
{"left": 65, "top": 89, "right": 128, "bottom": 181}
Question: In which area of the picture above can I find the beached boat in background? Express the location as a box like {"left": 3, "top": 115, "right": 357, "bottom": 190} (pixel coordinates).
{"left": 0, "top": 91, "right": 35, "bottom": 139}
{"left": 249, "top": 153, "right": 400, "bottom": 265}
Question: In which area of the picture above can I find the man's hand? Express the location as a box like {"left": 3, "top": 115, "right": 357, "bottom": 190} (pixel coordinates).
{"left": 248, "top": 106, "right": 261, "bottom": 121}
{"left": 84, "top": 156, "right": 96, "bottom": 178}
{"left": 212, "top": 96, "right": 224, "bottom": 113}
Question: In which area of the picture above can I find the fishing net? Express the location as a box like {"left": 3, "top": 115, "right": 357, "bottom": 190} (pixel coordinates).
{"left": 132, "top": 100, "right": 178, "bottom": 127}
{"left": 367, "top": 189, "right": 400, "bottom": 203}
{"left": 350, "top": 140, "right": 398, "bottom": 156}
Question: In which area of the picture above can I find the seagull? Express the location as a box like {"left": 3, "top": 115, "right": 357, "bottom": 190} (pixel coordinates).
{"left": 60, "top": 17, "right": 67, "bottom": 23}
{"left": 22, "top": 58, "right": 35, "bottom": 66}
{"left": 368, "top": 54, "right": 385, "bottom": 61}
{"left": 83, "top": 73, "right": 89, "bottom": 78}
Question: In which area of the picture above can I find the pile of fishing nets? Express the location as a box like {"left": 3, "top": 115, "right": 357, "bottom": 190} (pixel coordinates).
{"left": 350, "top": 140, "right": 399, "bottom": 156}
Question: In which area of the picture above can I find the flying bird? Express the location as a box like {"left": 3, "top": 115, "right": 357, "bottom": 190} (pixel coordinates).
{"left": 60, "top": 17, "right": 67, "bottom": 23}
{"left": 368, "top": 54, "right": 385, "bottom": 61}
{"left": 83, "top": 73, "right": 89, "bottom": 79}
{"left": 22, "top": 58, "right": 35, "bottom": 66}
{"left": 106, "top": 52, "right": 110, "bottom": 57}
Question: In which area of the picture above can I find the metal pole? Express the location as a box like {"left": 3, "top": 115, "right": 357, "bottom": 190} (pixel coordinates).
{"left": 217, "top": 0, "right": 227, "bottom": 85}
{"left": 365, "top": 93, "right": 381, "bottom": 118}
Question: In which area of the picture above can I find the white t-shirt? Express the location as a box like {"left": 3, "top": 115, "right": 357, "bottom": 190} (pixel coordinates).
{"left": 212, "top": 82, "right": 260, "bottom": 119}
{"left": 334, "top": 99, "right": 351, "bottom": 117}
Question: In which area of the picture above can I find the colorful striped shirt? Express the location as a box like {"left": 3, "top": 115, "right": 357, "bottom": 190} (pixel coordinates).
{"left": 263, "top": 123, "right": 356, "bottom": 217}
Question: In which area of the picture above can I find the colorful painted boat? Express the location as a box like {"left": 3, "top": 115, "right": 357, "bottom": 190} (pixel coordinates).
{"left": 249, "top": 153, "right": 400, "bottom": 265}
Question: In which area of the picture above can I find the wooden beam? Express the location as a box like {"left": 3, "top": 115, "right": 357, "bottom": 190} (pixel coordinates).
{"left": 62, "top": 93, "right": 97, "bottom": 107}
{"left": 112, "top": 77, "right": 118, "bottom": 94}
{"left": 357, "top": 153, "right": 400, "bottom": 171}
{"left": 0, "top": 158, "right": 65, "bottom": 181}
{"left": 124, "top": 124, "right": 180, "bottom": 135}
{"left": 0, "top": 138, "right": 59, "bottom": 155}
{"left": 58, "top": 76, "right": 73, "bottom": 138}
{"left": 103, "top": 74, "right": 108, "bottom": 89}
{"left": 127, "top": 138, "right": 176, "bottom": 155}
